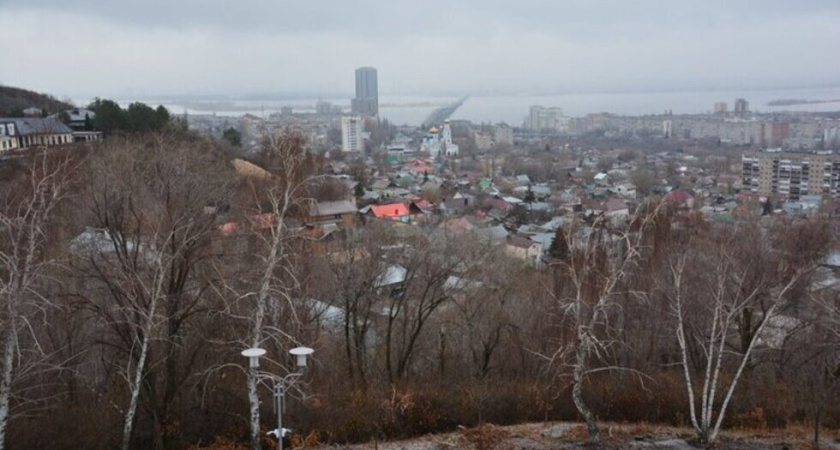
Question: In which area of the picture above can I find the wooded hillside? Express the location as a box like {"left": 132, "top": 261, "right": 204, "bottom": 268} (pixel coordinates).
{"left": 0, "top": 85, "right": 73, "bottom": 116}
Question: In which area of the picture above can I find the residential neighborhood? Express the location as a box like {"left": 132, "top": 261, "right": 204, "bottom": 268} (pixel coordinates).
{"left": 2, "top": 7, "right": 840, "bottom": 445}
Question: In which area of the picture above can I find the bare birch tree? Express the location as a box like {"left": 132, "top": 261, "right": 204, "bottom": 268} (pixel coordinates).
{"left": 0, "top": 152, "right": 75, "bottom": 450}
{"left": 664, "top": 220, "right": 826, "bottom": 444}
{"left": 546, "top": 203, "right": 662, "bottom": 443}
{"left": 796, "top": 264, "right": 840, "bottom": 447}
{"left": 213, "top": 130, "right": 320, "bottom": 450}
{"left": 72, "top": 134, "right": 233, "bottom": 450}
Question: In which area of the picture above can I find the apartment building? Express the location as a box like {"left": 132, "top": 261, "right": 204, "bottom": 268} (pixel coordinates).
{"left": 742, "top": 151, "right": 840, "bottom": 199}
{"left": 341, "top": 115, "right": 364, "bottom": 152}
{"left": 524, "top": 106, "right": 564, "bottom": 131}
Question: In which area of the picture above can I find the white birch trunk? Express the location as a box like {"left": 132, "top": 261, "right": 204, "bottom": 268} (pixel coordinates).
{"left": 0, "top": 154, "right": 71, "bottom": 450}
{"left": 709, "top": 303, "right": 778, "bottom": 442}
{"left": 120, "top": 293, "right": 159, "bottom": 450}
{"left": 246, "top": 187, "right": 289, "bottom": 450}
{"left": 243, "top": 132, "right": 314, "bottom": 450}
{"left": 571, "top": 333, "right": 599, "bottom": 442}
{"left": 671, "top": 258, "right": 702, "bottom": 434}
{"left": 0, "top": 326, "right": 15, "bottom": 450}
{"left": 247, "top": 367, "right": 261, "bottom": 450}
{"left": 672, "top": 249, "right": 801, "bottom": 444}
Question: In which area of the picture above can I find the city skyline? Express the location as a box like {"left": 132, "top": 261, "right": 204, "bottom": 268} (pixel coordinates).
{"left": 1, "top": 1, "right": 839, "bottom": 99}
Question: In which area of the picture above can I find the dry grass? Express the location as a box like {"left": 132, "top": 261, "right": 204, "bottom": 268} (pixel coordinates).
{"left": 458, "top": 424, "right": 511, "bottom": 450}
{"left": 339, "top": 421, "right": 840, "bottom": 450}
{"left": 559, "top": 425, "right": 590, "bottom": 442}
{"left": 290, "top": 430, "right": 324, "bottom": 448}
{"left": 187, "top": 437, "right": 248, "bottom": 450}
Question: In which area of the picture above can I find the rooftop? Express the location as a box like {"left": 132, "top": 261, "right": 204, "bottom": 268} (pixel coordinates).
{"left": 311, "top": 200, "right": 358, "bottom": 217}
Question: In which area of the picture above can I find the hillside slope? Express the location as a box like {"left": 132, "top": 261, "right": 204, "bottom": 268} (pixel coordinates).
{"left": 0, "top": 85, "right": 73, "bottom": 116}
{"left": 327, "top": 422, "right": 840, "bottom": 450}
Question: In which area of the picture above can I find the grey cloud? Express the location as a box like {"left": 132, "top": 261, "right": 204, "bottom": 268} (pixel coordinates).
{"left": 1, "top": 1, "right": 839, "bottom": 98}
{"left": 7, "top": 0, "right": 839, "bottom": 37}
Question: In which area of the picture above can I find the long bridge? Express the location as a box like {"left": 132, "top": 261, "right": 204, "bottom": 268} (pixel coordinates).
{"left": 422, "top": 96, "right": 468, "bottom": 127}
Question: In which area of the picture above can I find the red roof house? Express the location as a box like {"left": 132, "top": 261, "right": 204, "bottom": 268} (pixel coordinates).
{"left": 370, "top": 203, "right": 410, "bottom": 221}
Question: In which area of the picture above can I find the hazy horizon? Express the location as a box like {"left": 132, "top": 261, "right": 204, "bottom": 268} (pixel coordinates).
{"left": 64, "top": 82, "right": 840, "bottom": 104}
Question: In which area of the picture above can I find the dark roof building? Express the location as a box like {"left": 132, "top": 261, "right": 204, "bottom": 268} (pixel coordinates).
{"left": 0, "top": 117, "right": 74, "bottom": 149}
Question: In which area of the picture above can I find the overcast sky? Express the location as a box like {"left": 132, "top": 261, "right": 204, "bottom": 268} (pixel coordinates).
{"left": 2, "top": 0, "right": 839, "bottom": 99}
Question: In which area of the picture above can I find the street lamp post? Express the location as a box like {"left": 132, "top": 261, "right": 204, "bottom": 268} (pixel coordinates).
{"left": 241, "top": 346, "right": 314, "bottom": 450}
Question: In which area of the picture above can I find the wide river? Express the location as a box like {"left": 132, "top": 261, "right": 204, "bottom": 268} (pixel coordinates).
{"left": 109, "top": 86, "right": 840, "bottom": 127}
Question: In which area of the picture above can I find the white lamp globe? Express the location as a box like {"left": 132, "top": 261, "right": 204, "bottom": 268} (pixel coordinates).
{"left": 241, "top": 348, "right": 267, "bottom": 368}
{"left": 289, "top": 347, "right": 314, "bottom": 368}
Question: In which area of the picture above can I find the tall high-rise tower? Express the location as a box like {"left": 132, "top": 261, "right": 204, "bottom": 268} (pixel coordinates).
{"left": 352, "top": 67, "right": 378, "bottom": 116}
{"left": 734, "top": 98, "right": 749, "bottom": 117}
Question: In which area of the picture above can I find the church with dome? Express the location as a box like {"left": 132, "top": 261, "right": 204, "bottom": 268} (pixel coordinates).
{"left": 421, "top": 119, "right": 459, "bottom": 157}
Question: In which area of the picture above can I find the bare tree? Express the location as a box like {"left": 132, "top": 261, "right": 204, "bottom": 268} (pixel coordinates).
{"left": 311, "top": 223, "right": 395, "bottom": 387}
{"left": 663, "top": 220, "right": 826, "bottom": 444}
{"left": 800, "top": 276, "right": 840, "bottom": 447}
{"left": 449, "top": 246, "right": 524, "bottom": 380}
{"left": 383, "top": 231, "right": 481, "bottom": 382}
{"left": 546, "top": 203, "right": 662, "bottom": 443}
{"left": 0, "top": 152, "right": 75, "bottom": 450}
{"left": 72, "top": 134, "right": 233, "bottom": 450}
{"left": 214, "top": 130, "right": 320, "bottom": 450}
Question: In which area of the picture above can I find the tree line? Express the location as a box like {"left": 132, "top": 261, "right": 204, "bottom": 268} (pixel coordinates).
{"left": 87, "top": 98, "right": 178, "bottom": 134}
{"left": 0, "top": 131, "right": 839, "bottom": 450}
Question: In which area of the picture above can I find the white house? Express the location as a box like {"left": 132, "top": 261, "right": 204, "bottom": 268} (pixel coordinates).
{"left": 0, "top": 117, "right": 74, "bottom": 149}
{"left": 505, "top": 235, "right": 543, "bottom": 268}
{"left": 594, "top": 172, "right": 610, "bottom": 186}
{"left": 614, "top": 183, "right": 637, "bottom": 199}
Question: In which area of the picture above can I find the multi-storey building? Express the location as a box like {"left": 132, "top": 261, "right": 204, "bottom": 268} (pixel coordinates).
{"left": 742, "top": 151, "right": 840, "bottom": 199}
{"left": 316, "top": 100, "right": 341, "bottom": 116}
{"left": 351, "top": 67, "right": 378, "bottom": 117}
{"left": 524, "top": 106, "right": 564, "bottom": 131}
{"left": 494, "top": 124, "right": 514, "bottom": 146}
{"left": 757, "top": 121, "right": 791, "bottom": 148}
{"left": 472, "top": 130, "right": 494, "bottom": 151}
{"left": 714, "top": 102, "right": 728, "bottom": 115}
{"left": 734, "top": 98, "right": 749, "bottom": 116}
{"left": 662, "top": 120, "right": 672, "bottom": 138}
{"left": 341, "top": 116, "right": 364, "bottom": 153}
{"left": 826, "top": 126, "right": 840, "bottom": 148}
